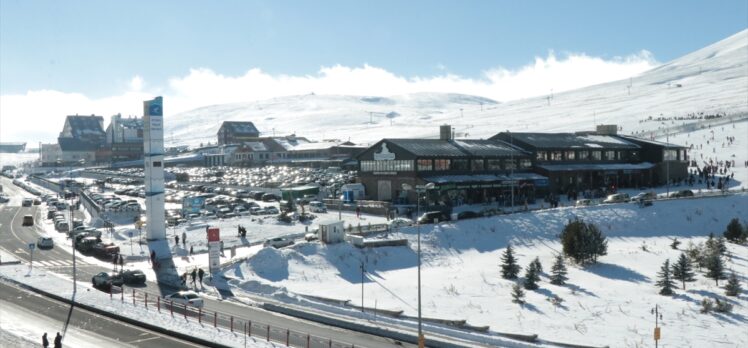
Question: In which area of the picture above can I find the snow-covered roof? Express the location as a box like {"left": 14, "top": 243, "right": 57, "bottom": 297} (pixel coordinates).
{"left": 537, "top": 162, "right": 655, "bottom": 172}
{"left": 495, "top": 132, "right": 639, "bottom": 150}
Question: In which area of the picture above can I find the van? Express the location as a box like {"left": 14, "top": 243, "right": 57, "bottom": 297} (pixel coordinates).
{"left": 417, "top": 211, "right": 450, "bottom": 224}
{"left": 603, "top": 193, "right": 630, "bottom": 204}
{"left": 55, "top": 221, "right": 70, "bottom": 232}
{"left": 309, "top": 201, "right": 327, "bottom": 213}
{"left": 22, "top": 215, "right": 34, "bottom": 226}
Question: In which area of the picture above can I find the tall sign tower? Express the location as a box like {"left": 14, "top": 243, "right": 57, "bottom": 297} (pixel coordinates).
{"left": 143, "top": 97, "right": 166, "bottom": 240}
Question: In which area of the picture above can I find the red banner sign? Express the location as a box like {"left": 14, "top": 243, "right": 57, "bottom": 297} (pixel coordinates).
{"left": 207, "top": 227, "right": 220, "bottom": 242}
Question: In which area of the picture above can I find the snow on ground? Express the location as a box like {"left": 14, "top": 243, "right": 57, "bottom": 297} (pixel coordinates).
{"left": 0, "top": 249, "right": 275, "bottom": 348}
{"left": 221, "top": 193, "right": 748, "bottom": 347}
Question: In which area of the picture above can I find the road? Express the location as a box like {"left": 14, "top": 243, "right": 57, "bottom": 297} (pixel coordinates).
{"left": 0, "top": 176, "right": 414, "bottom": 348}
{"left": 0, "top": 280, "right": 200, "bottom": 347}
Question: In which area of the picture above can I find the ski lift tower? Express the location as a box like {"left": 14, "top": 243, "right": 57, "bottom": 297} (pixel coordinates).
{"left": 143, "top": 97, "right": 166, "bottom": 240}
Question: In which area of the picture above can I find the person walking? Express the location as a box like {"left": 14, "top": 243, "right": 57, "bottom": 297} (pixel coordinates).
{"left": 53, "top": 332, "right": 62, "bottom": 348}
{"left": 182, "top": 231, "right": 187, "bottom": 247}
{"left": 198, "top": 268, "right": 205, "bottom": 284}
{"left": 189, "top": 245, "right": 194, "bottom": 256}
{"left": 42, "top": 332, "right": 49, "bottom": 347}
{"left": 191, "top": 268, "right": 197, "bottom": 286}
{"left": 175, "top": 235, "right": 180, "bottom": 247}
{"left": 119, "top": 254, "right": 124, "bottom": 272}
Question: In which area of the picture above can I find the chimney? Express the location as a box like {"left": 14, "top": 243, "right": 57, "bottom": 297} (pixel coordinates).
{"left": 596, "top": 124, "right": 618, "bottom": 135}
{"left": 440, "top": 124, "right": 452, "bottom": 140}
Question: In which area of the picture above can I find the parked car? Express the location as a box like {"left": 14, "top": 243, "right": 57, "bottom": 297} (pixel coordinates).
{"left": 389, "top": 217, "right": 412, "bottom": 228}
{"left": 308, "top": 201, "right": 327, "bottom": 213}
{"left": 603, "top": 193, "right": 630, "bottom": 204}
{"left": 575, "top": 199, "right": 593, "bottom": 207}
{"left": 164, "top": 291, "right": 204, "bottom": 308}
{"left": 93, "top": 243, "right": 120, "bottom": 259}
{"left": 22, "top": 215, "right": 34, "bottom": 226}
{"left": 120, "top": 269, "right": 147, "bottom": 285}
{"left": 0, "top": 194, "right": 9, "bottom": 203}
{"left": 33, "top": 198, "right": 42, "bottom": 205}
{"left": 304, "top": 232, "right": 318, "bottom": 242}
{"left": 261, "top": 193, "right": 279, "bottom": 202}
{"left": 671, "top": 190, "right": 694, "bottom": 198}
{"left": 91, "top": 272, "right": 124, "bottom": 289}
{"left": 37, "top": 236, "right": 54, "bottom": 249}
{"left": 456, "top": 211, "right": 480, "bottom": 220}
{"left": 22, "top": 198, "right": 33, "bottom": 207}
{"left": 264, "top": 237, "right": 294, "bottom": 248}
{"left": 632, "top": 191, "right": 657, "bottom": 202}
{"left": 417, "top": 211, "right": 450, "bottom": 224}
{"left": 47, "top": 209, "right": 58, "bottom": 219}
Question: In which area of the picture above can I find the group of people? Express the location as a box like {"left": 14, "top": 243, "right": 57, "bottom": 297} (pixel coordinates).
{"left": 180, "top": 267, "right": 205, "bottom": 287}
{"left": 41, "top": 332, "right": 62, "bottom": 348}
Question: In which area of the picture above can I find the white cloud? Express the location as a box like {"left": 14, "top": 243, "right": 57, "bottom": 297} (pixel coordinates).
{"left": 0, "top": 51, "right": 658, "bottom": 144}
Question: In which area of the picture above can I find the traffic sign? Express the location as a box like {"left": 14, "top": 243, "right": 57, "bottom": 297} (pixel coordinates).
{"left": 28, "top": 243, "right": 35, "bottom": 250}
{"left": 128, "top": 231, "right": 134, "bottom": 238}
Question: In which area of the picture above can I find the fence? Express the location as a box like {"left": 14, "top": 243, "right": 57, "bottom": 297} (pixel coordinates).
{"left": 108, "top": 286, "right": 359, "bottom": 348}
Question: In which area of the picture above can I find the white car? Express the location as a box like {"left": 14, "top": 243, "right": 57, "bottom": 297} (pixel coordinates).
{"left": 264, "top": 237, "right": 294, "bottom": 248}
{"left": 37, "top": 237, "right": 54, "bottom": 249}
{"left": 263, "top": 206, "right": 279, "bottom": 215}
{"left": 164, "top": 291, "right": 204, "bottom": 308}
{"left": 389, "top": 218, "right": 413, "bottom": 228}
{"left": 308, "top": 201, "right": 327, "bottom": 213}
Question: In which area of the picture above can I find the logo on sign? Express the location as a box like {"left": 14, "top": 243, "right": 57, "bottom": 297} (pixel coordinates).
{"left": 207, "top": 227, "right": 220, "bottom": 242}
{"left": 373, "top": 143, "right": 396, "bottom": 161}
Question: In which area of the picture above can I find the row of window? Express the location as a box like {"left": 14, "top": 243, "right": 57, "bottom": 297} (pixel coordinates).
{"left": 537, "top": 150, "right": 640, "bottom": 162}
{"left": 361, "top": 158, "right": 532, "bottom": 173}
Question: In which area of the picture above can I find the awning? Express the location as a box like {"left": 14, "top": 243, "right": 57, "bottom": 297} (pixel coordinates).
{"left": 422, "top": 173, "right": 548, "bottom": 190}
{"left": 537, "top": 162, "right": 655, "bottom": 172}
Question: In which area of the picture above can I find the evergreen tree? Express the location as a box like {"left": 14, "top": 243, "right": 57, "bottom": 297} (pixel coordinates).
{"left": 705, "top": 253, "right": 727, "bottom": 286}
{"left": 716, "top": 236, "right": 727, "bottom": 255}
{"left": 560, "top": 218, "right": 607, "bottom": 264}
{"left": 523, "top": 262, "right": 540, "bottom": 290}
{"left": 500, "top": 244, "right": 520, "bottom": 279}
{"left": 531, "top": 257, "right": 543, "bottom": 274}
{"left": 724, "top": 271, "right": 742, "bottom": 297}
{"left": 655, "top": 259, "right": 676, "bottom": 295}
{"left": 671, "top": 253, "right": 696, "bottom": 290}
{"left": 550, "top": 254, "right": 569, "bottom": 285}
{"left": 511, "top": 283, "right": 525, "bottom": 304}
{"left": 670, "top": 237, "right": 681, "bottom": 250}
{"left": 723, "top": 218, "right": 746, "bottom": 243}
{"left": 705, "top": 232, "right": 719, "bottom": 255}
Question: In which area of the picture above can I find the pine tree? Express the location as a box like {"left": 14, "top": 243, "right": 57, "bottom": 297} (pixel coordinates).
{"left": 724, "top": 271, "right": 742, "bottom": 296}
{"left": 716, "top": 236, "right": 727, "bottom": 255}
{"left": 670, "top": 238, "right": 681, "bottom": 249}
{"left": 723, "top": 218, "right": 746, "bottom": 243}
{"left": 500, "top": 244, "right": 520, "bottom": 279}
{"left": 531, "top": 257, "right": 543, "bottom": 274}
{"left": 705, "top": 232, "right": 719, "bottom": 255}
{"left": 705, "top": 253, "right": 727, "bottom": 286}
{"left": 671, "top": 253, "right": 696, "bottom": 290}
{"left": 511, "top": 283, "right": 525, "bottom": 304}
{"left": 655, "top": 259, "right": 676, "bottom": 295}
{"left": 524, "top": 262, "right": 540, "bottom": 290}
{"left": 560, "top": 218, "right": 607, "bottom": 264}
{"left": 550, "top": 254, "right": 568, "bottom": 285}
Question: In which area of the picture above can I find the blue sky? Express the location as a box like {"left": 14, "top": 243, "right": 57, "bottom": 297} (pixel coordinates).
{"left": 1, "top": 0, "right": 746, "bottom": 96}
{"left": 0, "top": 1, "right": 746, "bottom": 143}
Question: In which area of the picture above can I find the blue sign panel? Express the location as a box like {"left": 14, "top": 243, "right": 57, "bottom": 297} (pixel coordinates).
{"left": 145, "top": 96, "right": 163, "bottom": 117}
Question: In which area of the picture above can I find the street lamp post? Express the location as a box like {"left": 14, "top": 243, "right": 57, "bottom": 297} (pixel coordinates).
{"left": 401, "top": 182, "right": 434, "bottom": 348}
{"left": 661, "top": 123, "right": 670, "bottom": 197}
{"left": 509, "top": 130, "right": 514, "bottom": 213}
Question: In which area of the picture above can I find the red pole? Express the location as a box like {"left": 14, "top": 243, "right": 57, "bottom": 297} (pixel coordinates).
{"left": 214, "top": 311, "right": 217, "bottom": 328}
{"left": 286, "top": 329, "right": 289, "bottom": 346}
{"left": 230, "top": 316, "right": 233, "bottom": 332}
{"left": 145, "top": 293, "right": 148, "bottom": 309}
{"left": 198, "top": 307, "right": 202, "bottom": 324}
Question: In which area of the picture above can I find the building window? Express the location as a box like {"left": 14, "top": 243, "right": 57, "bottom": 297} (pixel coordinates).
{"left": 536, "top": 151, "right": 547, "bottom": 161}
{"left": 417, "top": 159, "right": 433, "bottom": 171}
{"left": 680, "top": 149, "right": 687, "bottom": 161}
{"left": 450, "top": 159, "right": 469, "bottom": 171}
{"left": 434, "top": 159, "right": 451, "bottom": 171}
{"left": 504, "top": 159, "right": 517, "bottom": 170}
{"left": 630, "top": 151, "right": 639, "bottom": 161}
{"left": 520, "top": 159, "right": 532, "bottom": 169}
{"left": 664, "top": 149, "right": 678, "bottom": 161}
{"left": 471, "top": 159, "right": 484, "bottom": 171}
{"left": 486, "top": 159, "right": 502, "bottom": 170}
{"left": 551, "top": 151, "right": 563, "bottom": 161}
{"left": 591, "top": 151, "right": 602, "bottom": 160}
{"left": 153, "top": 161, "right": 162, "bottom": 167}
{"left": 578, "top": 150, "right": 589, "bottom": 160}
{"left": 617, "top": 151, "right": 623, "bottom": 160}
{"left": 360, "top": 160, "right": 413, "bottom": 172}
{"left": 565, "top": 151, "right": 575, "bottom": 160}
{"left": 605, "top": 150, "right": 615, "bottom": 160}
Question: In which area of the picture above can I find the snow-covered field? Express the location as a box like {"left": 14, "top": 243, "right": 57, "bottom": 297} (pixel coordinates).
{"left": 221, "top": 193, "right": 748, "bottom": 347}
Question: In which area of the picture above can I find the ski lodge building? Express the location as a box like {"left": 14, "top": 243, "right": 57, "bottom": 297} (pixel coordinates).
{"left": 356, "top": 125, "right": 687, "bottom": 206}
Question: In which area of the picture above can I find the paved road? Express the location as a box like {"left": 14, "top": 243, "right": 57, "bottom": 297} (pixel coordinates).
{"left": 0, "top": 176, "right": 414, "bottom": 348}
{"left": 0, "top": 280, "right": 201, "bottom": 347}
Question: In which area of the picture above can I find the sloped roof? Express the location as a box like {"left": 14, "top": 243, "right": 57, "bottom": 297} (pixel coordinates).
{"left": 618, "top": 135, "right": 686, "bottom": 149}
{"left": 66, "top": 115, "right": 105, "bottom": 138}
{"left": 383, "top": 138, "right": 527, "bottom": 158}
{"left": 452, "top": 139, "right": 526, "bottom": 157}
{"left": 58, "top": 137, "right": 101, "bottom": 151}
{"left": 496, "top": 132, "right": 639, "bottom": 149}
{"left": 219, "top": 121, "right": 259, "bottom": 135}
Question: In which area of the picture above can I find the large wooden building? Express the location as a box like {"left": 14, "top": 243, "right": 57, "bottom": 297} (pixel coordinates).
{"left": 217, "top": 121, "right": 260, "bottom": 145}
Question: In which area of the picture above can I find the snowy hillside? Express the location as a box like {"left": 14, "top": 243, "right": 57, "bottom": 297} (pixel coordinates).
{"left": 165, "top": 29, "right": 748, "bottom": 147}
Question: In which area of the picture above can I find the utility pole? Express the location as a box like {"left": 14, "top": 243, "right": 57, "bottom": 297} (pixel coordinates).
{"left": 509, "top": 130, "right": 514, "bottom": 213}
{"left": 361, "top": 258, "right": 365, "bottom": 313}
{"left": 652, "top": 304, "right": 662, "bottom": 348}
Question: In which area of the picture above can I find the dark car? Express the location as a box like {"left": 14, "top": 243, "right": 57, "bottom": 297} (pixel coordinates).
{"left": 456, "top": 211, "right": 480, "bottom": 220}
{"left": 251, "top": 191, "right": 266, "bottom": 200}
{"left": 672, "top": 190, "right": 694, "bottom": 198}
{"left": 121, "top": 270, "right": 147, "bottom": 285}
{"left": 92, "top": 242, "right": 120, "bottom": 258}
{"left": 262, "top": 193, "right": 279, "bottom": 202}
{"left": 417, "top": 211, "right": 450, "bottom": 224}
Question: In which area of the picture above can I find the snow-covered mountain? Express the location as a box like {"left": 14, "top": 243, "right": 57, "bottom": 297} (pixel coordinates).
{"left": 166, "top": 29, "right": 747, "bottom": 147}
